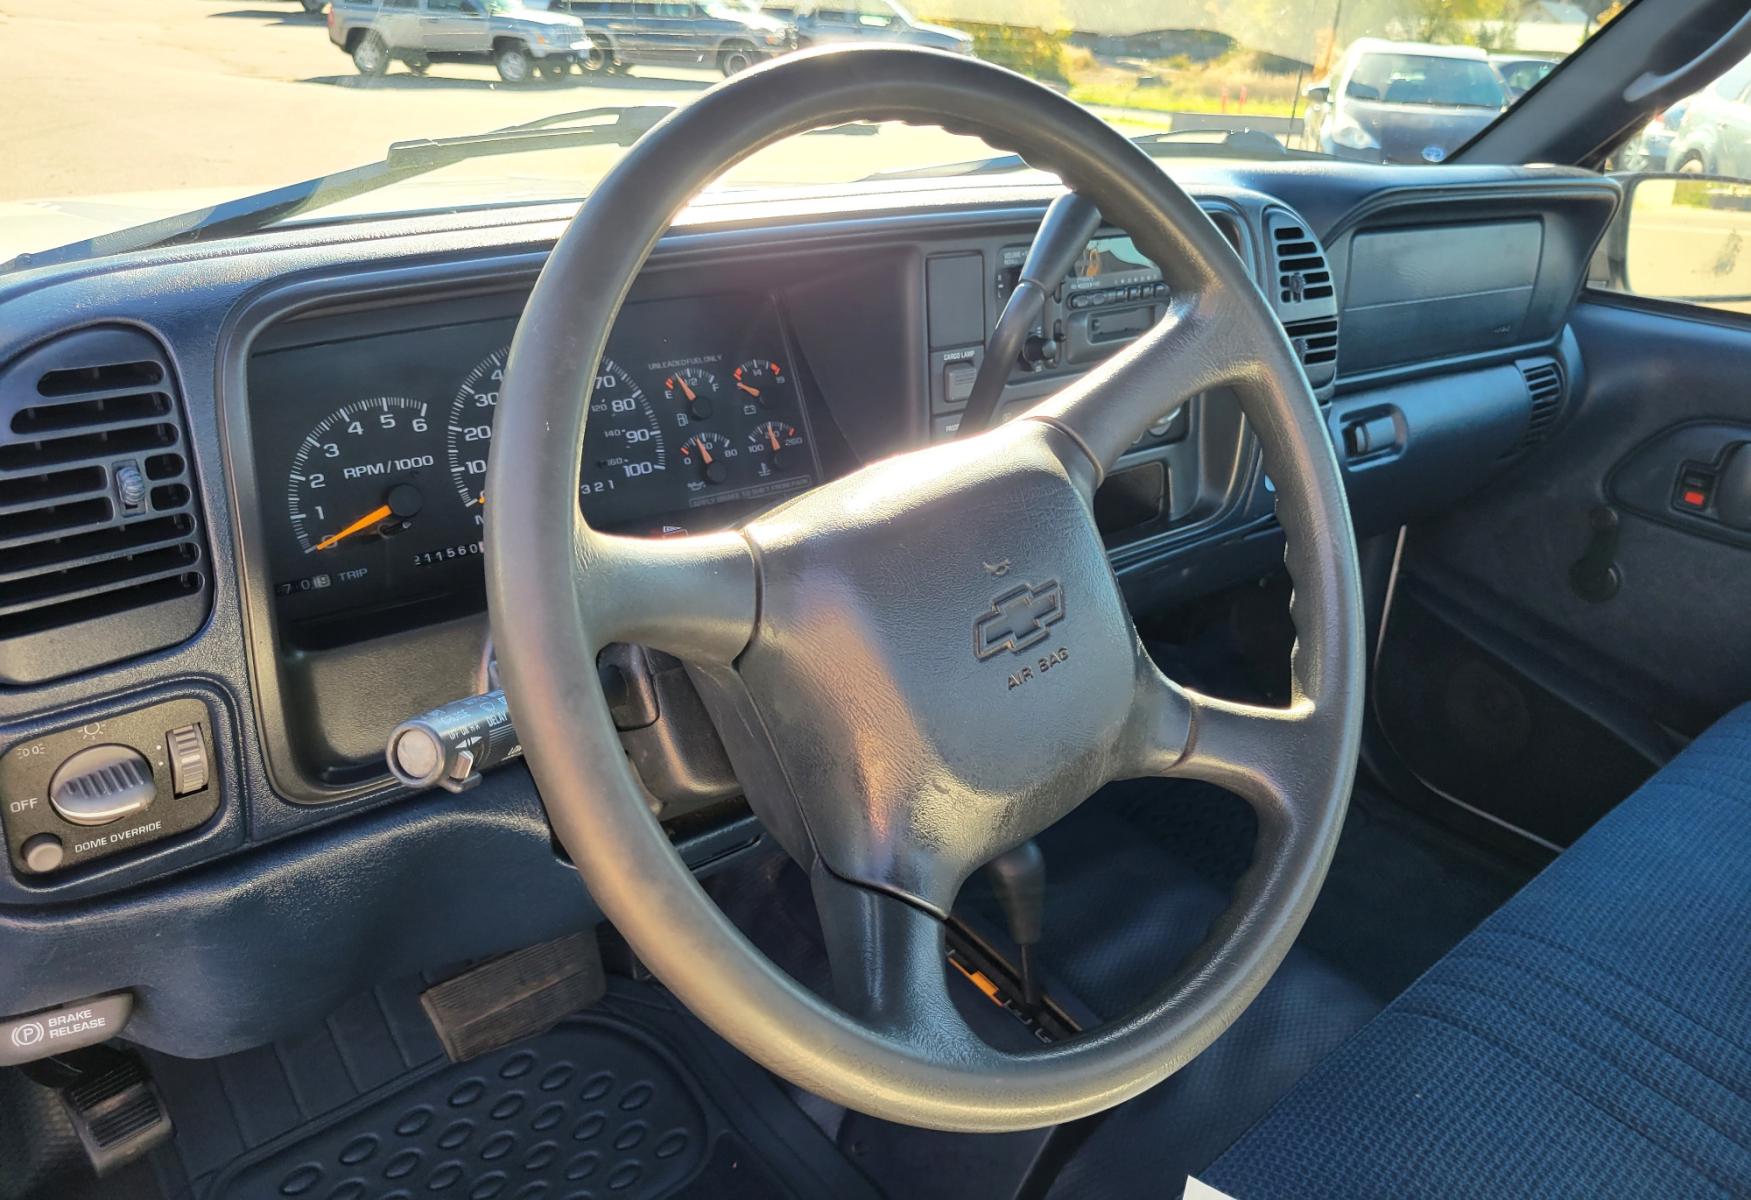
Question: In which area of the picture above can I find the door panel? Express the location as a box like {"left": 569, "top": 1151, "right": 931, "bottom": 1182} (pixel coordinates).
{"left": 1375, "top": 297, "right": 1751, "bottom": 844}
{"left": 420, "top": 0, "right": 479, "bottom": 52}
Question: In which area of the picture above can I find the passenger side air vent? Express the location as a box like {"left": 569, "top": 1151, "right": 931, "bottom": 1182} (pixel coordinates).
{"left": 1504, "top": 358, "right": 1566, "bottom": 459}
{"left": 1262, "top": 208, "right": 1341, "bottom": 394}
{"left": 0, "top": 327, "right": 209, "bottom": 685}
{"left": 1284, "top": 316, "right": 1341, "bottom": 390}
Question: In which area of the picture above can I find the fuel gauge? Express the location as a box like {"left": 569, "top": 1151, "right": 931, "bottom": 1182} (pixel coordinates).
{"left": 662, "top": 366, "right": 721, "bottom": 421}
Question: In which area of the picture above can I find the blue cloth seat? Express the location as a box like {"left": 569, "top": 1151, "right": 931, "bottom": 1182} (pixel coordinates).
{"left": 1205, "top": 704, "right": 1751, "bottom": 1198}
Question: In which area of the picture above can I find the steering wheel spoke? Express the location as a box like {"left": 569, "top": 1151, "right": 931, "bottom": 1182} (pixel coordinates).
{"left": 811, "top": 867, "right": 990, "bottom": 1060}
{"left": 1126, "top": 663, "right": 1319, "bottom": 824}
{"left": 571, "top": 522, "right": 756, "bottom": 666}
{"left": 1028, "top": 289, "right": 1259, "bottom": 480}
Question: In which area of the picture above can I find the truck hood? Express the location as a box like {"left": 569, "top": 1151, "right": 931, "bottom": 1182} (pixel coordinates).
{"left": 908, "top": 21, "right": 972, "bottom": 49}
{"left": 1341, "top": 98, "right": 1500, "bottom": 164}
{"left": 504, "top": 9, "right": 586, "bottom": 28}
{"left": 706, "top": 4, "right": 789, "bottom": 33}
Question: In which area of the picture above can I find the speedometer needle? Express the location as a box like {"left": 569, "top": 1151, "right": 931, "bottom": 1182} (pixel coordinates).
{"left": 313, "top": 504, "right": 392, "bottom": 552}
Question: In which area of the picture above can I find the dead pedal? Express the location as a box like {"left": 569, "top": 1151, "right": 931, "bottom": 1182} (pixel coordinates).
{"left": 420, "top": 930, "right": 607, "bottom": 1062}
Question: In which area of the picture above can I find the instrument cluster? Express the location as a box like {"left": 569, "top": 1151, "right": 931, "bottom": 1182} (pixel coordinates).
{"left": 249, "top": 292, "right": 819, "bottom": 639}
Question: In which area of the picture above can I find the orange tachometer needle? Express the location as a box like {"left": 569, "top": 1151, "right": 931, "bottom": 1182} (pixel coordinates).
{"left": 314, "top": 503, "right": 392, "bottom": 551}
{"left": 675, "top": 375, "right": 697, "bottom": 403}
{"left": 737, "top": 382, "right": 760, "bottom": 398}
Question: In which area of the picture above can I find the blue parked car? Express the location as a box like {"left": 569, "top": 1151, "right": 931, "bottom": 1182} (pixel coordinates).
{"left": 1302, "top": 38, "right": 1506, "bottom": 164}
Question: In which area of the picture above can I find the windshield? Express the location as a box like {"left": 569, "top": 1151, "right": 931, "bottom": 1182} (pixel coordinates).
{"left": 3, "top": 0, "right": 1627, "bottom": 269}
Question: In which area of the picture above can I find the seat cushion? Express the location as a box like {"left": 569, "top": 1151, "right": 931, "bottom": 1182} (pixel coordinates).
{"left": 1204, "top": 704, "right": 1751, "bottom": 1199}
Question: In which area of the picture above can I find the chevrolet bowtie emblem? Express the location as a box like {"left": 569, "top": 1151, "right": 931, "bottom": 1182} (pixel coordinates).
{"left": 974, "top": 579, "right": 1065, "bottom": 660}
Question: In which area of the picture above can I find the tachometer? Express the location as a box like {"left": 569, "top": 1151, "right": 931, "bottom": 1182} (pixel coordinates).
{"left": 286, "top": 397, "right": 440, "bottom": 557}
{"left": 446, "top": 348, "right": 667, "bottom": 529}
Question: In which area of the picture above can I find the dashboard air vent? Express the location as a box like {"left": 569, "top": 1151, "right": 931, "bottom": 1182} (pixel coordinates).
{"left": 0, "top": 327, "right": 209, "bottom": 685}
{"left": 1508, "top": 358, "right": 1566, "bottom": 457}
{"left": 1268, "top": 219, "right": 1335, "bottom": 305}
{"left": 1284, "top": 316, "right": 1340, "bottom": 390}
{"left": 1261, "top": 208, "right": 1341, "bottom": 396}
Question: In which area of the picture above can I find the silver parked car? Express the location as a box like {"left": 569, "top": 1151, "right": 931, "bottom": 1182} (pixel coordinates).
{"left": 551, "top": 0, "right": 793, "bottom": 77}
{"left": 328, "top": 0, "right": 593, "bottom": 83}
{"left": 762, "top": 0, "right": 971, "bottom": 54}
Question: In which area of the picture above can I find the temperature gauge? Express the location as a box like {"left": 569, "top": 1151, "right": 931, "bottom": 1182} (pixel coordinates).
{"left": 746, "top": 420, "right": 807, "bottom": 475}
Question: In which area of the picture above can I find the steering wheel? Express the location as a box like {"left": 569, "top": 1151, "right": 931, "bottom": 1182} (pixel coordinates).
{"left": 487, "top": 46, "right": 1363, "bottom": 1133}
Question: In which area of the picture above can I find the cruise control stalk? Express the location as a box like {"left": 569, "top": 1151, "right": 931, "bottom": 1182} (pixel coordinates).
{"left": 387, "top": 690, "right": 522, "bottom": 793}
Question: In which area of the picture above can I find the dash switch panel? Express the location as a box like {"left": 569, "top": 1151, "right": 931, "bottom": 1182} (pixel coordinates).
{"left": 1, "top": 698, "right": 219, "bottom": 878}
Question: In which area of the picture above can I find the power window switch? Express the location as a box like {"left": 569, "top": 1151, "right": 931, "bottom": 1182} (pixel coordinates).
{"left": 165, "top": 724, "right": 209, "bottom": 797}
{"left": 1673, "top": 465, "right": 1715, "bottom": 514}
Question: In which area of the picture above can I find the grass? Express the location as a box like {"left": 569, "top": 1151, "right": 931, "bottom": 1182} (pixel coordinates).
{"left": 1068, "top": 82, "right": 1299, "bottom": 118}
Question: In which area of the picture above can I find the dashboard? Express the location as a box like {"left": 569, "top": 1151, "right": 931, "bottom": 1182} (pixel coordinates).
{"left": 0, "top": 162, "right": 1620, "bottom": 1059}
{"left": 251, "top": 292, "right": 821, "bottom": 637}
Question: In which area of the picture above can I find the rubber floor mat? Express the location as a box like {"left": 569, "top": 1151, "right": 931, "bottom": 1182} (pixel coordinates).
{"left": 146, "top": 979, "right": 879, "bottom": 1200}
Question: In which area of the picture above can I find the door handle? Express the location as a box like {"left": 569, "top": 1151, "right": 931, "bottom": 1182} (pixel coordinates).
{"left": 1715, "top": 442, "right": 1751, "bottom": 530}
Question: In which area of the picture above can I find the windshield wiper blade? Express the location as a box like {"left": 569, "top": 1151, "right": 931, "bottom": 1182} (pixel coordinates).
{"left": 5, "top": 106, "right": 677, "bottom": 275}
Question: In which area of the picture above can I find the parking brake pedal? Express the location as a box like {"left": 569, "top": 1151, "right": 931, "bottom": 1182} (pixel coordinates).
{"left": 48, "top": 1046, "right": 174, "bottom": 1175}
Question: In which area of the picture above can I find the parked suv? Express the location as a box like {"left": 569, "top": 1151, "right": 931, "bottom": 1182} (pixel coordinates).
{"left": 551, "top": 0, "right": 792, "bottom": 77}
{"left": 328, "top": 0, "right": 593, "bottom": 83}
{"left": 761, "top": 0, "right": 971, "bottom": 54}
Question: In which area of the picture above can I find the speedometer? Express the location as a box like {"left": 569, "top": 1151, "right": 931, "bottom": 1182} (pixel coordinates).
{"left": 446, "top": 348, "right": 667, "bottom": 531}
{"left": 583, "top": 359, "right": 668, "bottom": 506}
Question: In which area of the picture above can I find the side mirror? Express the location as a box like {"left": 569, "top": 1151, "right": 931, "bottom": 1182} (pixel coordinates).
{"left": 1304, "top": 82, "right": 1331, "bottom": 106}
{"left": 459, "top": 0, "right": 480, "bottom": 12}
{"left": 1620, "top": 173, "right": 1751, "bottom": 304}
